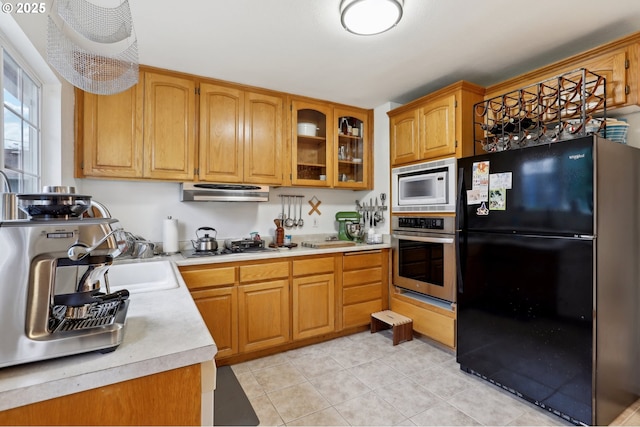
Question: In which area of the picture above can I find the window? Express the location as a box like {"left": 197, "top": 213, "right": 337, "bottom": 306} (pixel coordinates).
{"left": 2, "top": 48, "right": 41, "bottom": 193}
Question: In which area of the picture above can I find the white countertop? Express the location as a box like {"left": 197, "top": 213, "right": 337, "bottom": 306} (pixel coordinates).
{"left": 0, "top": 260, "right": 217, "bottom": 412}
{"left": 175, "top": 241, "right": 391, "bottom": 266}
{"left": 0, "top": 241, "right": 388, "bottom": 412}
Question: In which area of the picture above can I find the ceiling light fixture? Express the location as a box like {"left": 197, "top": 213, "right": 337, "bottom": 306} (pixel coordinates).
{"left": 340, "top": 0, "right": 403, "bottom": 36}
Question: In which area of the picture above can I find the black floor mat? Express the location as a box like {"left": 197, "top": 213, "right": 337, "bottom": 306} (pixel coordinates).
{"left": 214, "top": 365, "right": 259, "bottom": 426}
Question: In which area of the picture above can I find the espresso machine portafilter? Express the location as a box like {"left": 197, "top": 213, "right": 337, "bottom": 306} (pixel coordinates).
{"left": 0, "top": 216, "right": 130, "bottom": 368}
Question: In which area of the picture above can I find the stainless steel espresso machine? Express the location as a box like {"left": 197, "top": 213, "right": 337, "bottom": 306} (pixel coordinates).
{"left": 0, "top": 188, "right": 130, "bottom": 368}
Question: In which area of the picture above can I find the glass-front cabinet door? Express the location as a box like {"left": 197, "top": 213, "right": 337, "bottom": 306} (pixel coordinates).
{"left": 291, "top": 99, "right": 333, "bottom": 186}
{"left": 334, "top": 107, "right": 369, "bottom": 189}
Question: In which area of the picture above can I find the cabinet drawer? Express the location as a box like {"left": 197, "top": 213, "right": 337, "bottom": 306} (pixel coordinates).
{"left": 180, "top": 266, "right": 236, "bottom": 290}
{"left": 239, "top": 261, "right": 289, "bottom": 283}
{"left": 343, "top": 251, "right": 382, "bottom": 270}
{"left": 293, "top": 256, "right": 335, "bottom": 276}
{"left": 343, "top": 283, "right": 381, "bottom": 305}
{"left": 343, "top": 267, "right": 382, "bottom": 287}
{"left": 343, "top": 300, "right": 382, "bottom": 328}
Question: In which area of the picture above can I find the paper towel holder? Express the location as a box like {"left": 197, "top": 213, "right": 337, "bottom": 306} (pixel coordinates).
{"left": 163, "top": 216, "right": 180, "bottom": 254}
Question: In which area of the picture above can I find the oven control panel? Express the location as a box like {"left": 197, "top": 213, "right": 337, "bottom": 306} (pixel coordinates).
{"left": 397, "top": 216, "right": 444, "bottom": 230}
{"left": 392, "top": 216, "right": 455, "bottom": 234}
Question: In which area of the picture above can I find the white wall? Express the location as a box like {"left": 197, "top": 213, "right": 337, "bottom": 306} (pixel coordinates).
{"left": 620, "top": 110, "right": 640, "bottom": 148}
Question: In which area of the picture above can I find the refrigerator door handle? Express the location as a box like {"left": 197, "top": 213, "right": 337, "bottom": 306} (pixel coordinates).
{"left": 456, "top": 167, "right": 466, "bottom": 293}
{"left": 456, "top": 232, "right": 464, "bottom": 294}
{"left": 456, "top": 167, "right": 466, "bottom": 231}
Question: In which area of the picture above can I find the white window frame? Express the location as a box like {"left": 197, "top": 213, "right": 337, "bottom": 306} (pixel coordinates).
{"left": 0, "top": 11, "right": 62, "bottom": 192}
{"left": 2, "top": 47, "right": 42, "bottom": 192}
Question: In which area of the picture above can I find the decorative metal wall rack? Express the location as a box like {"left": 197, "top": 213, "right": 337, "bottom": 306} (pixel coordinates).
{"left": 474, "top": 68, "right": 607, "bottom": 153}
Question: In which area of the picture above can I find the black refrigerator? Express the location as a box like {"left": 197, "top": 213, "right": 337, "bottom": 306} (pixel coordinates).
{"left": 456, "top": 135, "right": 639, "bottom": 426}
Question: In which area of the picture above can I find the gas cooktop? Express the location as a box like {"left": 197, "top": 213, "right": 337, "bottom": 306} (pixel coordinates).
{"left": 181, "top": 246, "right": 273, "bottom": 259}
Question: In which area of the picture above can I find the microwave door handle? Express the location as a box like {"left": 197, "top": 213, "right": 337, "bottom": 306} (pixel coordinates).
{"left": 391, "top": 234, "right": 454, "bottom": 245}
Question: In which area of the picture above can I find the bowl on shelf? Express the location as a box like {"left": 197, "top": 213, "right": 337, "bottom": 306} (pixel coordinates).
{"left": 297, "top": 123, "right": 317, "bottom": 136}
{"left": 598, "top": 119, "right": 629, "bottom": 144}
{"left": 352, "top": 158, "right": 362, "bottom": 163}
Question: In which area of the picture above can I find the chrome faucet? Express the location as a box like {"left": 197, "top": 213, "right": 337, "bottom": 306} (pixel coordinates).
{"left": 67, "top": 229, "right": 119, "bottom": 261}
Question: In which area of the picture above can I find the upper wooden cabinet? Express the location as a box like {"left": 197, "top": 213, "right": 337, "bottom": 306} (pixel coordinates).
{"left": 484, "top": 32, "right": 640, "bottom": 112}
{"left": 388, "top": 107, "right": 419, "bottom": 165}
{"left": 79, "top": 83, "right": 143, "bottom": 178}
{"left": 334, "top": 107, "right": 372, "bottom": 190}
{"left": 199, "top": 84, "right": 285, "bottom": 184}
{"left": 143, "top": 72, "right": 197, "bottom": 180}
{"left": 419, "top": 94, "right": 456, "bottom": 160}
{"left": 290, "top": 98, "right": 373, "bottom": 189}
{"left": 244, "top": 91, "right": 285, "bottom": 184}
{"left": 79, "top": 66, "right": 380, "bottom": 187}
{"left": 291, "top": 98, "right": 333, "bottom": 187}
{"left": 388, "top": 81, "right": 484, "bottom": 166}
{"left": 77, "top": 70, "right": 196, "bottom": 181}
{"left": 198, "top": 83, "right": 243, "bottom": 182}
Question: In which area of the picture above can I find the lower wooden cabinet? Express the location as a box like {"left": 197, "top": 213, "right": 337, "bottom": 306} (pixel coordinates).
{"left": 341, "top": 250, "right": 389, "bottom": 328}
{"left": 181, "top": 265, "right": 238, "bottom": 358}
{"left": 238, "top": 279, "right": 290, "bottom": 353}
{"left": 191, "top": 286, "right": 238, "bottom": 358}
{"left": 292, "top": 256, "right": 337, "bottom": 340}
{"left": 390, "top": 290, "right": 456, "bottom": 349}
{"left": 0, "top": 364, "right": 204, "bottom": 426}
{"left": 180, "top": 249, "right": 389, "bottom": 363}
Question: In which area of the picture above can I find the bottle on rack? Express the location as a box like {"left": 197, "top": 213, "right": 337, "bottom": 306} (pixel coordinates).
{"left": 513, "top": 117, "right": 539, "bottom": 130}
{"left": 351, "top": 118, "right": 359, "bottom": 136}
{"left": 481, "top": 120, "right": 516, "bottom": 135}
{"left": 341, "top": 118, "right": 348, "bottom": 135}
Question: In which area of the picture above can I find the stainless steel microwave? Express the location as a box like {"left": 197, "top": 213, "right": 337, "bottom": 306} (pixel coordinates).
{"left": 391, "top": 157, "right": 456, "bottom": 213}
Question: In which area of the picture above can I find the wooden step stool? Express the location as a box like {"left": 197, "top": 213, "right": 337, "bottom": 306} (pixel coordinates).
{"left": 370, "top": 310, "right": 413, "bottom": 345}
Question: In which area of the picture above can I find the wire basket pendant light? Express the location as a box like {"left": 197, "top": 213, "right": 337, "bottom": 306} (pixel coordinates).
{"left": 47, "top": 0, "right": 139, "bottom": 95}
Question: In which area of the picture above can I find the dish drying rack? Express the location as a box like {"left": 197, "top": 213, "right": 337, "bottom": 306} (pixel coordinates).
{"left": 474, "top": 68, "right": 607, "bottom": 153}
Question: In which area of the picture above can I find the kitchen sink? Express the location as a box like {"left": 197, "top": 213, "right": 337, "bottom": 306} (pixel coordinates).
{"left": 108, "top": 260, "right": 179, "bottom": 294}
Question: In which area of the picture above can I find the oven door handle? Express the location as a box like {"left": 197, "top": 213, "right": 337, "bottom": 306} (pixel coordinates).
{"left": 392, "top": 233, "right": 454, "bottom": 244}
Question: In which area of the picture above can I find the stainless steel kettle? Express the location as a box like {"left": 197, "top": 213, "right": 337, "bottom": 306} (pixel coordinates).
{"left": 191, "top": 227, "right": 218, "bottom": 251}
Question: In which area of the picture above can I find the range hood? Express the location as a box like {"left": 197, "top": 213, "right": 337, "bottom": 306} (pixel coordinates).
{"left": 180, "top": 183, "right": 269, "bottom": 202}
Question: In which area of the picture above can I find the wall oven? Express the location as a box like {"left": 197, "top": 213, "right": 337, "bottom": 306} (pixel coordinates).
{"left": 391, "top": 215, "right": 456, "bottom": 303}
{"left": 391, "top": 157, "right": 456, "bottom": 213}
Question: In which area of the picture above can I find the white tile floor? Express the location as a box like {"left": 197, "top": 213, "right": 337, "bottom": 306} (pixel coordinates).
{"left": 229, "top": 330, "right": 640, "bottom": 426}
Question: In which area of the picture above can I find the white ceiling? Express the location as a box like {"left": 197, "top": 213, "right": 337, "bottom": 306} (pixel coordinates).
{"left": 13, "top": 0, "right": 640, "bottom": 109}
